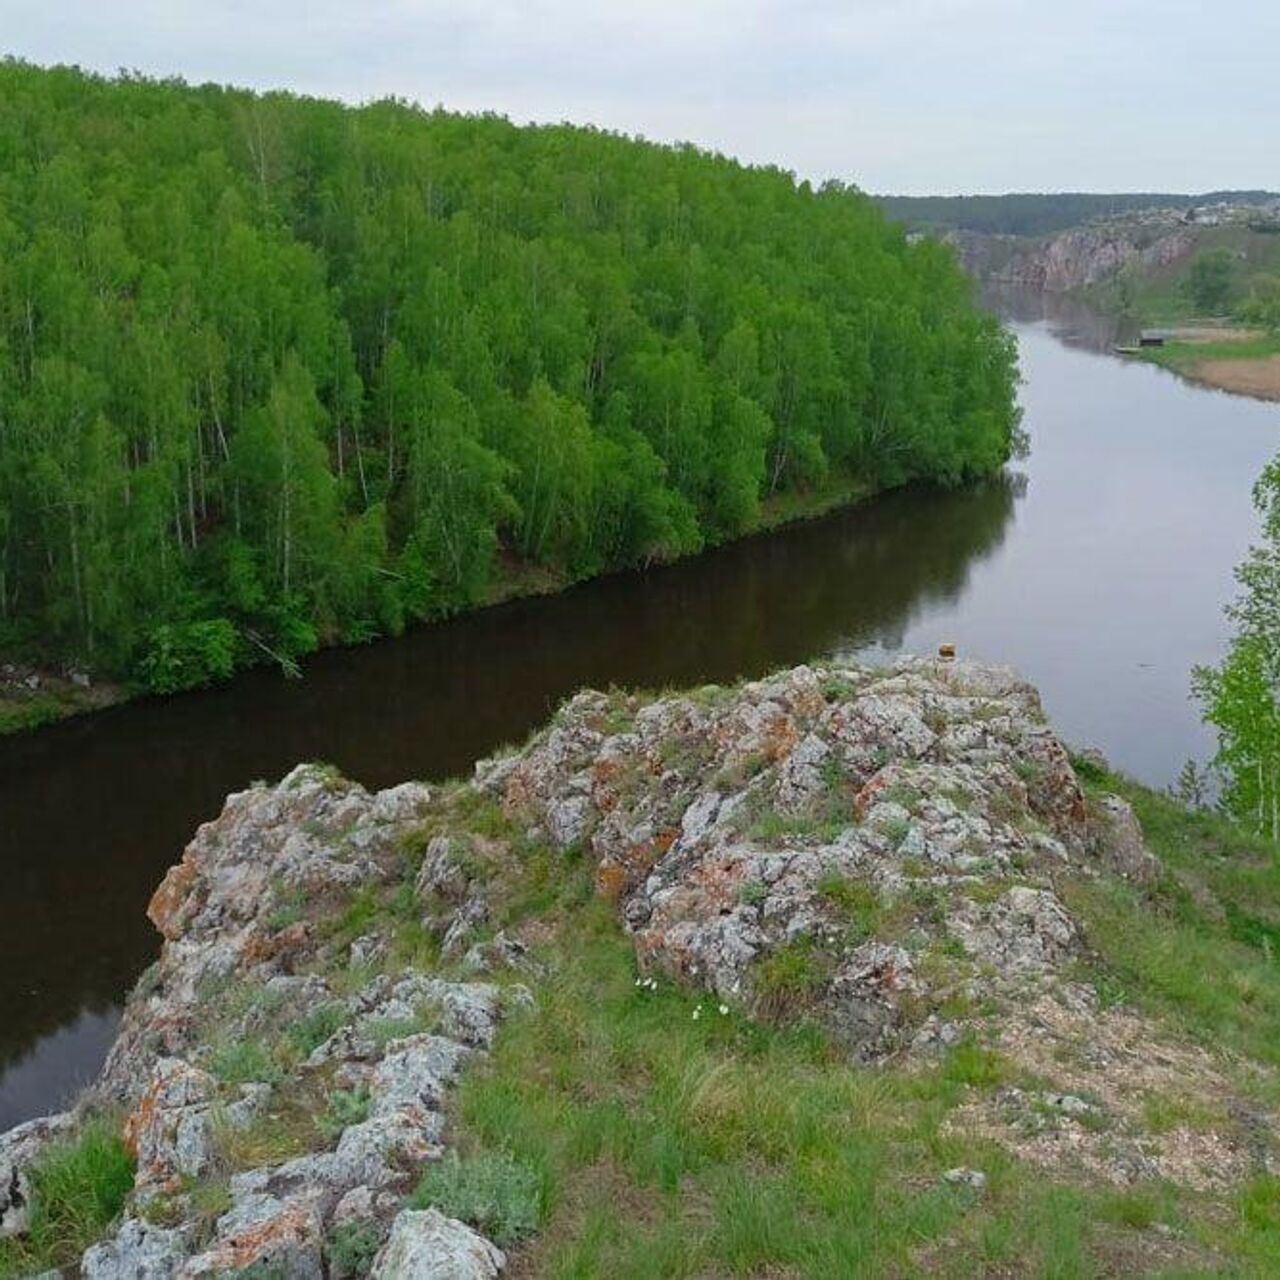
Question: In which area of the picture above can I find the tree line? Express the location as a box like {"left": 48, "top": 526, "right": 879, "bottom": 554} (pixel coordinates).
{"left": 0, "top": 61, "right": 1021, "bottom": 692}
{"left": 876, "top": 191, "right": 1279, "bottom": 238}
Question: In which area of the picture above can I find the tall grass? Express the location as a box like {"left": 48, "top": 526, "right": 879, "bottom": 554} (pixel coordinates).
{"left": 0, "top": 1118, "right": 134, "bottom": 1278}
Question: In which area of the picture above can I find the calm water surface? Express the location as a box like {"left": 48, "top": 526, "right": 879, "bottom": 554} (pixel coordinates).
{"left": 1, "top": 296, "right": 1276, "bottom": 1127}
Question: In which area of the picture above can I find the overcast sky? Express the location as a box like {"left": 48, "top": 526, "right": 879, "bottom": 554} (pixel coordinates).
{"left": 3, "top": 1, "right": 1276, "bottom": 194}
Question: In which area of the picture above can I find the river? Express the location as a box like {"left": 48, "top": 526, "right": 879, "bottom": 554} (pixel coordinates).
{"left": 1, "top": 293, "right": 1276, "bottom": 1129}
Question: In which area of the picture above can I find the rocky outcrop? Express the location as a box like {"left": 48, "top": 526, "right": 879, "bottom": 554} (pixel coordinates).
{"left": 62, "top": 763, "right": 521, "bottom": 1277}
{"left": 477, "top": 657, "right": 1093, "bottom": 1055}
{"left": 2, "top": 656, "right": 1277, "bottom": 1275}
{"left": 370, "top": 1208, "right": 505, "bottom": 1278}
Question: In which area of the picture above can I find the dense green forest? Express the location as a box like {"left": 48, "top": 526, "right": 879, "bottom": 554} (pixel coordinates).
{"left": 876, "top": 190, "right": 1279, "bottom": 237}
{"left": 0, "top": 61, "right": 1020, "bottom": 693}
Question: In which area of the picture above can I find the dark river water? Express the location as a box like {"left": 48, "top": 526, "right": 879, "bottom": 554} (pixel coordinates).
{"left": 1, "top": 293, "right": 1276, "bottom": 1129}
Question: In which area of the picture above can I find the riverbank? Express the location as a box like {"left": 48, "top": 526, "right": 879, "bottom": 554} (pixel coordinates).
{"left": 0, "top": 474, "right": 876, "bottom": 740}
{"left": 1134, "top": 330, "right": 1280, "bottom": 401}
{"left": 0, "top": 665, "right": 125, "bottom": 735}
{"left": 4, "top": 657, "right": 1280, "bottom": 1277}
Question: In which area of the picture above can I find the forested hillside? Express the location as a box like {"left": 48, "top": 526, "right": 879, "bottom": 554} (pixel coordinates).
{"left": 0, "top": 61, "right": 1019, "bottom": 693}
{"left": 877, "top": 190, "right": 1278, "bottom": 237}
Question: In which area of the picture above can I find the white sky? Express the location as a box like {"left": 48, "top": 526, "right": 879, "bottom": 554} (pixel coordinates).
{"left": 3, "top": 0, "right": 1276, "bottom": 194}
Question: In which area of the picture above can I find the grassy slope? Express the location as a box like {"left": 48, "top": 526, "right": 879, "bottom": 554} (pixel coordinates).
{"left": 1129, "top": 228, "right": 1280, "bottom": 325}
{"left": 437, "top": 758, "right": 1280, "bottom": 1277}
{"left": 7, "top": 747, "right": 1280, "bottom": 1277}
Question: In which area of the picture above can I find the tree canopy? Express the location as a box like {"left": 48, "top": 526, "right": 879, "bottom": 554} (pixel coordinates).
{"left": 0, "top": 61, "right": 1020, "bottom": 690}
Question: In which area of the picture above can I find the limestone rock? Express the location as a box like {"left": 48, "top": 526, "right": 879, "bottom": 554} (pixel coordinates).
{"left": 370, "top": 1208, "right": 505, "bottom": 1278}
{"left": 0, "top": 1111, "right": 74, "bottom": 1239}
{"left": 81, "top": 1217, "right": 188, "bottom": 1278}
{"left": 127, "top": 1059, "right": 267, "bottom": 1198}
{"left": 1090, "top": 793, "right": 1161, "bottom": 886}
{"left": 178, "top": 1187, "right": 326, "bottom": 1278}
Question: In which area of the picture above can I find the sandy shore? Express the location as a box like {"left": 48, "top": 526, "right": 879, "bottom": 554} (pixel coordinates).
{"left": 1189, "top": 353, "right": 1280, "bottom": 400}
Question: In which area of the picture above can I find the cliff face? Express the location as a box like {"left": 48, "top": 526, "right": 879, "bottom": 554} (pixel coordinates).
{"left": 948, "top": 224, "right": 1197, "bottom": 291}
{"left": 2, "top": 657, "right": 1277, "bottom": 1277}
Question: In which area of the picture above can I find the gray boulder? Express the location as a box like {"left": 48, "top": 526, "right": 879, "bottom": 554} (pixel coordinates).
{"left": 0, "top": 1111, "right": 75, "bottom": 1239}
{"left": 81, "top": 1217, "right": 188, "bottom": 1278}
{"left": 370, "top": 1208, "right": 505, "bottom": 1278}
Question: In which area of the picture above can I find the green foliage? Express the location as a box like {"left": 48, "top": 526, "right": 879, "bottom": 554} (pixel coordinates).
{"left": 209, "top": 1038, "right": 282, "bottom": 1085}
{"left": 753, "top": 938, "right": 832, "bottom": 1014}
{"left": 0, "top": 61, "right": 1019, "bottom": 686}
{"left": 140, "top": 618, "right": 238, "bottom": 693}
{"left": 1065, "top": 769, "right": 1280, "bottom": 1072}
{"left": 409, "top": 1150, "right": 542, "bottom": 1246}
{"left": 1241, "top": 274, "right": 1280, "bottom": 333}
{"left": 447, "top": 896, "right": 1267, "bottom": 1275}
{"left": 285, "top": 1004, "right": 348, "bottom": 1058}
{"left": 941, "top": 1037, "right": 1011, "bottom": 1088}
{"left": 317, "top": 1086, "right": 372, "bottom": 1141}
{"left": 817, "top": 872, "right": 883, "bottom": 941}
{"left": 1194, "top": 456, "right": 1280, "bottom": 840}
{"left": 1183, "top": 247, "right": 1236, "bottom": 314}
{"left": 326, "top": 1222, "right": 380, "bottom": 1277}
{"left": 0, "top": 1119, "right": 134, "bottom": 1276}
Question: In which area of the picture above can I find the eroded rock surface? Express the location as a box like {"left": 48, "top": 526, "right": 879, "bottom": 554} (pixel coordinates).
{"left": 71, "top": 764, "right": 514, "bottom": 1277}
{"left": 3, "top": 656, "right": 1277, "bottom": 1276}
{"left": 479, "top": 658, "right": 1094, "bottom": 1052}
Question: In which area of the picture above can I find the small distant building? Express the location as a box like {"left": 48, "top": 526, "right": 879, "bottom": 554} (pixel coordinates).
{"left": 1138, "top": 330, "right": 1169, "bottom": 347}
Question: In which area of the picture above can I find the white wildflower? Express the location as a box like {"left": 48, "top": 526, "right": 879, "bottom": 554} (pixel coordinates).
{"left": 718, "top": 1004, "right": 729, "bottom": 1016}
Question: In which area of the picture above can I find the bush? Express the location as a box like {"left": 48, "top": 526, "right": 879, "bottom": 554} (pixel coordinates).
{"left": 327, "top": 1221, "right": 381, "bottom": 1277}
{"left": 285, "top": 1004, "right": 347, "bottom": 1058}
{"left": 317, "top": 1086, "right": 372, "bottom": 1141}
{"left": 138, "top": 618, "right": 238, "bottom": 693}
{"left": 409, "top": 1150, "right": 541, "bottom": 1246}
{"left": 209, "top": 1039, "right": 281, "bottom": 1085}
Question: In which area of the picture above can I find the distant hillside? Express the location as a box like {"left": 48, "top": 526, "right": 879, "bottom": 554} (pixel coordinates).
{"left": 875, "top": 191, "right": 1279, "bottom": 237}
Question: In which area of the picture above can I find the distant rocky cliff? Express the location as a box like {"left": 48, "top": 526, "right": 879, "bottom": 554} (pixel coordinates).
{"left": 946, "top": 223, "right": 1198, "bottom": 292}
{"left": 2, "top": 658, "right": 1276, "bottom": 1277}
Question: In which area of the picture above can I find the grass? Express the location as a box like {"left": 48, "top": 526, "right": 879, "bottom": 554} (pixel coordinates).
{"left": 14, "top": 719, "right": 1280, "bottom": 1276}
{"left": 752, "top": 938, "right": 834, "bottom": 1015}
{"left": 208, "top": 1037, "right": 283, "bottom": 1085}
{"left": 440, "top": 900, "right": 1242, "bottom": 1277}
{"left": 1136, "top": 333, "right": 1280, "bottom": 399}
{"left": 409, "top": 1150, "right": 542, "bottom": 1246}
{"left": 0, "top": 693, "right": 65, "bottom": 734}
{"left": 327, "top": 1220, "right": 381, "bottom": 1276}
{"left": 0, "top": 1118, "right": 134, "bottom": 1278}
{"left": 316, "top": 1085, "right": 372, "bottom": 1141}
{"left": 1062, "top": 766, "right": 1280, "bottom": 1079}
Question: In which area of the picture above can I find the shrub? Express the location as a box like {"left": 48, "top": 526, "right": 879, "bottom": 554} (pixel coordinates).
{"left": 285, "top": 1004, "right": 348, "bottom": 1058}
{"left": 317, "top": 1086, "right": 372, "bottom": 1141}
{"left": 409, "top": 1150, "right": 541, "bottom": 1246}
{"left": 752, "top": 939, "right": 832, "bottom": 1016}
{"left": 209, "top": 1038, "right": 282, "bottom": 1085}
{"left": 327, "top": 1221, "right": 381, "bottom": 1277}
{"left": 138, "top": 618, "right": 238, "bottom": 694}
